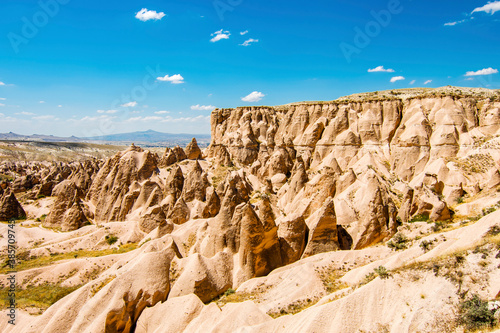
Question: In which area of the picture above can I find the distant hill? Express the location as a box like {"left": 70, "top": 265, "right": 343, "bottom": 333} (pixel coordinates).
{"left": 83, "top": 130, "right": 211, "bottom": 146}
{"left": 0, "top": 130, "right": 211, "bottom": 147}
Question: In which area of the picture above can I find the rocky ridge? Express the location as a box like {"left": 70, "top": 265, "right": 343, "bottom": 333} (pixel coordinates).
{"left": 1, "top": 87, "right": 500, "bottom": 332}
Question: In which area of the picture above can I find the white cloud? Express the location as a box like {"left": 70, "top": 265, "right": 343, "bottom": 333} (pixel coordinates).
{"left": 368, "top": 66, "right": 395, "bottom": 73}
{"left": 16, "top": 112, "right": 35, "bottom": 116}
{"left": 160, "top": 115, "right": 209, "bottom": 123}
{"left": 424, "top": 80, "right": 432, "bottom": 85}
{"left": 240, "top": 30, "right": 249, "bottom": 35}
{"left": 464, "top": 77, "right": 475, "bottom": 81}
{"left": 58, "top": 105, "right": 62, "bottom": 108}
{"left": 191, "top": 104, "right": 216, "bottom": 111}
{"left": 210, "top": 29, "right": 230, "bottom": 42}
{"left": 33, "top": 115, "right": 55, "bottom": 120}
{"left": 0, "top": 98, "right": 6, "bottom": 100}
{"left": 240, "top": 38, "right": 259, "bottom": 46}
{"left": 121, "top": 101, "right": 138, "bottom": 107}
{"left": 97, "top": 109, "right": 118, "bottom": 114}
{"left": 0, "top": 113, "right": 3, "bottom": 117}
{"left": 125, "top": 115, "right": 209, "bottom": 123}
{"left": 390, "top": 76, "right": 405, "bottom": 83}
{"left": 444, "top": 18, "right": 468, "bottom": 26}
{"left": 0, "top": 82, "right": 5, "bottom": 86}
{"left": 135, "top": 8, "right": 166, "bottom": 21}
{"left": 142, "top": 116, "right": 163, "bottom": 121}
{"left": 242, "top": 91, "right": 265, "bottom": 102}
{"left": 157, "top": 74, "right": 185, "bottom": 84}
{"left": 0, "top": 103, "right": 4, "bottom": 107}
{"left": 39, "top": 100, "right": 45, "bottom": 103}
{"left": 409, "top": 80, "right": 416, "bottom": 85}
{"left": 155, "top": 110, "right": 170, "bottom": 114}
{"left": 472, "top": 1, "right": 500, "bottom": 14}
{"left": 80, "top": 115, "right": 116, "bottom": 122}
{"left": 465, "top": 67, "right": 498, "bottom": 76}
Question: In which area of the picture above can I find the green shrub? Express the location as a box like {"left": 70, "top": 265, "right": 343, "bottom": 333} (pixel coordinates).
{"left": 387, "top": 233, "right": 408, "bottom": 251}
{"left": 224, "top": 288, "right": 235, "bottom": 296}
{"left": 419, "top": 239, "right": 434, "bottom": 252}
{"left": 409, "top": 213, "right": 429, "bottom": 223}
{"left": 105, "top": 235, "right": 118, "bottom": 245}
{"left": 374, "top": 266, "right": 390, "bottom": 279}
{"left": 458, "top": 294, "right": 495, "bottom": 330}
{"left": 486, "top": 224, "right": 500, "bottom": 236}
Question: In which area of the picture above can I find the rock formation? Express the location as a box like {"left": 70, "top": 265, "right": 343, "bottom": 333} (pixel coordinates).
{"left": 0, "top": 190, "right": 25, "bottom": 221}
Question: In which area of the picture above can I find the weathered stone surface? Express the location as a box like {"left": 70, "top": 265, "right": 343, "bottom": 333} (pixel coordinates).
{"left": 302, "top": 198, "right": 339, "bottom": 258}
{"left": 278, "top": 213, "right": 308, "bottom": 265}
{"left": 0, "top": 191, "right": 25, "bottom": 221}
{"left": 182, "top": 161, "right": 209, "bottom": 202}
{"left": 185, "top": 138, "right": 203, "bottom": 160}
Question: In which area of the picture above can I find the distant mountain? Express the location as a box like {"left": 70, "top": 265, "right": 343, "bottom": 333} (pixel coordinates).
{"left": 84, "top": 129, "right": 210, "bottom": 143}
{"left": 0, "top": 130, "right": 211, "bottom": 147}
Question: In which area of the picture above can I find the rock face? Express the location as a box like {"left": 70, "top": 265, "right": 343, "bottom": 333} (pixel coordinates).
{"left": 87, "top": 144, "right": 159, "bottom": 222}
{"left": 278, "top": 214, "right": 308, "bottom": 265}
{"left": 302, "top": 198, "right": 339, "bottom": 258}
{"left": 43, "top": 180, "right": 88, "bottom": 231}
{"left": 185, "top": 138, "right": 203, "bottom": 160}
{"left": 0, "top": 191, "right": 25, "bottom": 221}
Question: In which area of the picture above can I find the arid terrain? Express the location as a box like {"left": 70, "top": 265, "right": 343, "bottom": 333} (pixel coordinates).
{"left": 1, "top": 86, "right": 500, "bottom": 332}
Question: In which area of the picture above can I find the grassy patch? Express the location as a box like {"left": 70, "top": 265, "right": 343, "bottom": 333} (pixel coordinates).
{"left": 182, "top": 233, "right": 197, "bottom": 255}
{"left": 105, "top": 234, "right": 118, "bottom": 245}
{"left": 0, "top": 243, "right": 137, "bottom": 274}
{"left": 316, "top": 267, "right": 348, "bottom": 294}
{"left": 90, "top": 275, "right": 116, "bottom": 297}
{"left": 458, "top": 294, "right": 496, "bottom": 331}
{"left": 0, "top": 283, "right": 82, "bottom": 311}
{"left": 267, "top": 298, "right": 319, "bottom": 318}
{"left": 409, "top": 213, "right": 430, "bottom": 223}
{"left": 210, "top": 165, "right": 237, "bottom": 188}
{"left": 387, "top": 233, "right": 408, "bottom": 251}
{"left": 214, "top": 290, "right": 258, "bottom": 307}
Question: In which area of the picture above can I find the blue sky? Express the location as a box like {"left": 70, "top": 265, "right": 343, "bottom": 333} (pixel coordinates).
{"left": 0, "top": 0, "right": 499, "bottom": 137}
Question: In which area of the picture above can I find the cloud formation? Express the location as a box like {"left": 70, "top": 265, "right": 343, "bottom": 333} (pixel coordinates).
{"left": 97, "top": 110, "right": 118, "bottom": 114}
{"left": 242, "top": 91, "right": 265, "bottom": 102}
{"left": 211, "top": 29, "right": 230, "bottom": 42}
{"left": 240, "top": 30, "right": 249, "bottom": 35}
{"left": 240, "top": 38, "right": 258, "bottom": 46}
{"left": 135, "top": 8, "right": 166, "bottom": 21}
{"left": 424, "top": 80, "right": 432, "bottom": 85}
{"left": 121, "top": 101, "right": 138, "bottom": 107}
{"left": 33, "top": 115, "right": 55, "bottom": 120}
{"left": 472, "top": 1, "right": 500, "bottom": 14}
{"left": 157, "top": 74, "right": 185, "bottom": 84}
{"left": 465, "top": 67, "right": 498, "bottom": 76}
{"left": 368, "top": 66, "right": 395, "bottom": 73}
{"left": 444, "top": 18, "right": 468, "bottom": 26}
{"left": 154, "top": 111, "right": 170, "bottom": 114}
{"left": 191, "top": 104, "right": 215, "bottom": 111}
{"left": 390, "top": 76, "right": 405, "bottom": 83}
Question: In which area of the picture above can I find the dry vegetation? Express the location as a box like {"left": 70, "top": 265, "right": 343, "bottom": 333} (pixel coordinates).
{"left": 0, "top": 243, "right": 137, "bottom": 274}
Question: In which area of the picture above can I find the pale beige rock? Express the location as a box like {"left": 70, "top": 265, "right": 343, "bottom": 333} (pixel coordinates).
{"left": 185, "top": 138, "right": 203, "bottom": 160}
{"left": 278, "top": 213, "right": 308, "bottom": 265}
{"left": 302, "top": 198, "right": 339, "bottom": 258}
